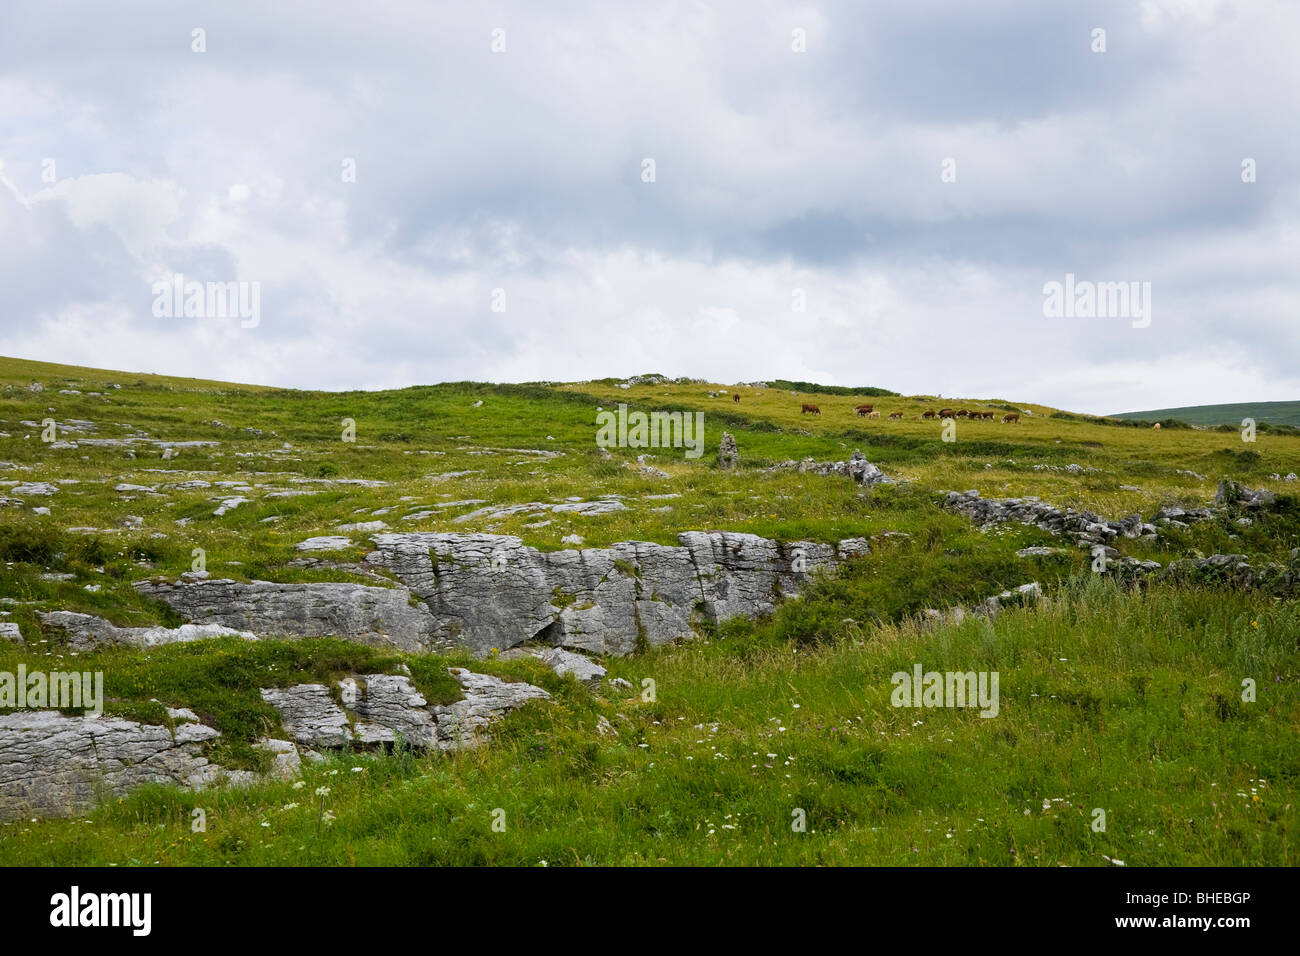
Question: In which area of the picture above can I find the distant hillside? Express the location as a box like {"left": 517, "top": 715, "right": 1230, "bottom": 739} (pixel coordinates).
{"left": 1112, "top": 401, "right": 1300, "bottom": 427}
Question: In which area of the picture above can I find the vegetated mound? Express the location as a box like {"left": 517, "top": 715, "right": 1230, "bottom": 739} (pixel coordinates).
{"left": 1112, "top": 400, "right": 1300, "bottom": 429}
{"left": 766, "top": 379, "right": 897, "bottom": 397}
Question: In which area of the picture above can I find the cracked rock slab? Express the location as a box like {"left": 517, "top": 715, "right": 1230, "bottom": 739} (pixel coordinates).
{"left": 260, "top": 669, "right": 549, "bottom": 752}
{"left": 134, "top": 578, "right": 435, "bottom": 651}
{"left": 368, "top": 530, "right": 837, "bottom": 656}
{"left": 0, "top": 711, "right": 220, "bottom": 821}
{"left": 38, "top": 610, "right": 255, "bottom": 652}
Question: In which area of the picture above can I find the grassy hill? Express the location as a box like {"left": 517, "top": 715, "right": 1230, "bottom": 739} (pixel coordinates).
{"left": 1112, "top": 400, "right": 1300, "bottom": 427}
{"left": 1, "top": 354, "right": 1297, "bottom": 866}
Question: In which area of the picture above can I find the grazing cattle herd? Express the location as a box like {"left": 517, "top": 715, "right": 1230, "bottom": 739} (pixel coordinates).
{"left": 805, "top": 402, "right": 1022, "bottom": 422}
{"left": 725, "top": 391, "right": 1026, "bottom": 423}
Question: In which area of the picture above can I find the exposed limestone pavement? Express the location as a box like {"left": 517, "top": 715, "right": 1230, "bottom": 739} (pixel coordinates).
{"left": 36, "top": 610, "right": 255, "bottom": 651}
{"left": 0, "top": 666, "right": 549, "bottom": 820}
{"left": 260, "top": 667, "right": 549, "bottom": 751}
{"left": 133, "top": 578, "right": 437, "bottom": 651}
{"left": 0, "top": 709, "right": 220, "bottom": 820}
{"left": 365, "top": 530, "right": 843, "bottom": 656}
{"left": 133, "top": 529, "right": 879, "bottom": 657}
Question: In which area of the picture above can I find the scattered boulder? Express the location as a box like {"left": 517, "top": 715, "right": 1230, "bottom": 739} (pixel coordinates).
{"left": 768, "top": 451, "right": 892, "bottom": 487}
{"left": 1214, "top": 479, "right": 1275, "bottom": 509}
{"left": 944, "top": 489, "right": 1162, "bottom": 548}
{"left": 921, "top": 582, "right": 1042, "bottom": 626}
{"left": 337, "top": 520, "right": 388, "bottom": 533}
{"left": 537, "top": 647, "right": 606, "bottom": 687}
{"left": 12, "top": 482, "right": 57, "bottom": 496}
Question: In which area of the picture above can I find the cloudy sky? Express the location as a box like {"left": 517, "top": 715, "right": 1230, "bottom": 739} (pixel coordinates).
{"left": 2, "top": 0, "right": 1296, "bottom": 414}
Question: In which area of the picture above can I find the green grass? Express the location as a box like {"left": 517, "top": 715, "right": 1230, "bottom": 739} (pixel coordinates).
{"left": 0, "top": 580, "right": 1293, "bottom": 865}
{"left": 1, "top": 354, "right": 1297, "bottom": 866}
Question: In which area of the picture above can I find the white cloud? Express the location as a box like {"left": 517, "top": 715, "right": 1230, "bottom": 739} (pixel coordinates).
{"left": 1, "top": 0, "right": 1296, "bottom": 414}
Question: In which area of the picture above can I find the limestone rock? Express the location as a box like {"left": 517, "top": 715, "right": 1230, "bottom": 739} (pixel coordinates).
{"left": 135, "top": 528, "right": 862, "bottom": 658}
{"left": 134, "top": 578, "right": 435, "bottom": 651}
{"left": 767, "top": 451, "right": 893, "bottom": 487}
{"left": 255, "top": 737, "right": 302, "bottom": 781}
{"left": 260, "top": 685, "right": 352, "bottom": 749}
{"left": 259, "top": 669, "right": 549, "bottom": 753}
{"left": 430, "top": 668, "right": 551, "bottom": 750}
{"left": 0, "top": 711, "right": 220, "bottom": 821}
{"left": 38, "top": 610, "right": 255, "bottom": 651}
{"left": 538, "top": 647, "right": 606, "bottom": 687}
{"left": 367, "top": 530, "right": 837, "bottom": 656}
{"left": 718, "top": 432, "right": 739, "bottom": 470}
{"left": 295, "top": 535, "right": 353, "bottom": 552}
{"left": 1214, "top": 479, "right": 1275, "bottom": 509}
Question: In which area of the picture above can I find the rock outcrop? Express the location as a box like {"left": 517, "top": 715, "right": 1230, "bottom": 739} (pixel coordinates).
{"left": 1140, "top": 551, "right": 1300, "bottom": 591}
{"left": 364, "top": 531, "right": 839, "bottom": 656}
{"left": 768, "top": 450, "right": 893, "bottom": 487}
{"left": 943, "top": 490, "right": 1160, "bottom": 548}
{"left": 0, "top": 665, "right": 548, "bottom": 820}
{"left": 1214, "top": 478, "right": 1276, "bottom": 509}
{"left": 133, "top": 578, "right": 436, "bottom": 652}
{"left": 718, "top": 432, "right": 739, "bottom": 470}
{"left": 135, "top": 530, "right": 859, "bottom": 657}
{"left": 0, "top": 710, "right": 220, "bottom": 820}
{"left": 261, "top": 667, "right": 549, "bottom": 751}
{"left": 37, "top": 611, "right": 255, "bottom": 652}
{"left": 946, "top": 480, "right": 1283, "bottom": 548}
{"left": 501, "top": 646, "right": 607, "bottom": 687}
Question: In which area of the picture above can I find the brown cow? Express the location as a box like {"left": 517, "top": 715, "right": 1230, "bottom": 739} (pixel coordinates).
{"left": 922, "top": 410, "right": 936, "bottom": 419}
{"left": 938, "top": 408, "right": 956, "bottom": 419}
{"left": 1002, "top": 413, "right": 1020, "bottom": 424}
{"left": 733, "top": 393, "right": 740, "bottom": 403}
{"left": 888, "top": 411, "right": 904, "bottom": 420}
{"left": 983, "top": 412, "right": 996, "bottom": 420}
{"left": 854, "top": 404, "right": 874, "bottom": 416}
{"left": 801, "top": 403, "right": 821, "bottom": 415}
{"left": 955, "top": 409, "right": 969, "bottom": 418}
